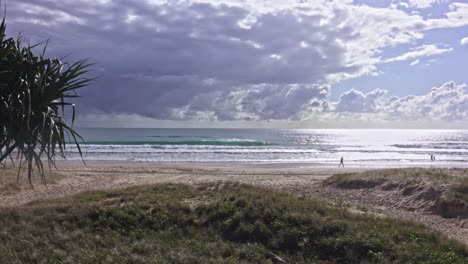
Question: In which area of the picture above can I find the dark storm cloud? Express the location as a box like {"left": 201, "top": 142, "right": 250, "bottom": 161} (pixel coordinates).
{"left": 7, "top": 0, "right": 358, "bottom": 120}
{"left": 7, "top": 0, "right": 468, "bottom": 122}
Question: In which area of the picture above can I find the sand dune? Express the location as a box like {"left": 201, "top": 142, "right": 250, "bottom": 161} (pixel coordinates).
{"left": 0, "top": 161, "right": 466, "bottom": 246}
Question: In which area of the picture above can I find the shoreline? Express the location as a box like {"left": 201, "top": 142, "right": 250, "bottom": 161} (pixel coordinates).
{"left": 58, "top": 159, "right": 468, "bottom": 169}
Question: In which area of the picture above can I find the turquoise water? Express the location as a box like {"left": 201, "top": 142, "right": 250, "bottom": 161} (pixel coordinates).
{"left": 64, "top": 128, "right": 468, "bottom": 167}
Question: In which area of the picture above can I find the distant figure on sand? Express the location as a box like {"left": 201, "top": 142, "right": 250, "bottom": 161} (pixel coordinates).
{"left": 430, "top": 154, "right": 436, "bottom": 161}
{"left": 339, "top": 157, "right": 344, "bottom": 167}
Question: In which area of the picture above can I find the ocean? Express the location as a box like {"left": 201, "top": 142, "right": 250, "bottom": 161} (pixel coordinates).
{"left": 65, "top": 128, "right": 468, "bottom": 167}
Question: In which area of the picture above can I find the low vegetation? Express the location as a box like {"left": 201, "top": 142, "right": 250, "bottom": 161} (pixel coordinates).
{"left": 325, "top": 168, "right": 468, "bottom": 218}
{"left": 0, "top": 182, "right": 466, "bottom": 263}
{"left": 327, "top": 168, "right": 468, "bottom": 186}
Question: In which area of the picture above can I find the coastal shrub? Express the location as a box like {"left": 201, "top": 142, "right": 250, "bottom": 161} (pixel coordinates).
{"left": 0, "top": 183, "right": 466, "bottom": 263}
{"left": 0, "top": 16, "right": 92, "bottom": 183}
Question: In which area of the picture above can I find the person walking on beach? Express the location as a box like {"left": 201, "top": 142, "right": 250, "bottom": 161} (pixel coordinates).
{"left": 339, "top": 157, "right": 344, "bottom": 167}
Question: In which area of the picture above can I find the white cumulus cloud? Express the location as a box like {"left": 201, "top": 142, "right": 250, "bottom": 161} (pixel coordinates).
{"left": 408, "top": 0, "right": 447, "bottom": 9}
{"left": 382, "top": 44, "right": 452, "bottom": 63}
{"left": 335, "top": 89, "right": 387, "bottom": 113}
{"left": 331, "top": 81, "right": 468, "bottom": 121}
{"left": 461, "top": 37, "right": 468, "bottom": 45}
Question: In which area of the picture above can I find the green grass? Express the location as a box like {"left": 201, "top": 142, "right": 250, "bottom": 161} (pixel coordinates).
{"left": 0, "top": 182, "right": 467, "bottom": 263}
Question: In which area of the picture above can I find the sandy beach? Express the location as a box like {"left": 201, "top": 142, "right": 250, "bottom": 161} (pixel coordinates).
{"left": 0, "top": 161, "right": 467, "bottom": 247}
{"left": 0, "top": 161, "right": 362, "bottom": 206}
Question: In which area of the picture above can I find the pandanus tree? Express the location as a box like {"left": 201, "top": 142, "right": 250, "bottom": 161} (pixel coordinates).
{"left": 0, "top": 18, "right": 92, "bottom": 183}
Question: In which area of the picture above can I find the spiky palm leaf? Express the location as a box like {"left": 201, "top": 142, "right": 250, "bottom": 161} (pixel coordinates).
{"left": 0, "top": 18, "right": 92, "bottom": 183}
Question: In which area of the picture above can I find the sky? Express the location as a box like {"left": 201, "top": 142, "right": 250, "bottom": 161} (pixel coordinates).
{"left": 6, "top": 0, "right": 468, "bottom": 128}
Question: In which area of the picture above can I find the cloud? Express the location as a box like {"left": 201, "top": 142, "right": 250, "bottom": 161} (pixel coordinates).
{"left": 168, "top": 83, "right": 331, "bottom": 121}
{"left": 427, "top": 3, "right": 468, "bottom": 28}
{"left": 332, "top": 81, "right": 468, "bottom": 121}
{"left": 408, "top": 0, "right": 447, "bottom": 9}
{"left": 388, "top": 81, "right": 468, "bottom": 120}
{"left": 395, "top": 2, "right": 410, "bottom": 9}
{"left": 461, "top": 37, "right": 468, "bottom": 45}
{"left": 78, "top": 81, "right": 468, "bottom": 127}
{"left": 410, "top": 59, "right": 420, "bottom": 65}
{"left": 6, "top": 0, "right": 468, "bottom": 123}
{"left": 335, "top": 89, "right": 387, "bottom": 113}
{"left": 382, "top": 44, "right": 452, "bottom": 63}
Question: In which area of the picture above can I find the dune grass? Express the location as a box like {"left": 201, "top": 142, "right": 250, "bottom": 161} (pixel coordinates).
{"left": 328, "top": 168, "right": 467, "bottom": 186}
{"left": 326, "top": 168, "right": 467, "bottom": 200}
{"left": 452, "top": 177, "right": 468, "bottom": 202}
{"left": 0, "top": 182, "right": 466, "bottom": 263}
{"left": 325, "top": 168, "right": 468, "bottom": 218}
